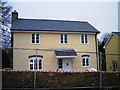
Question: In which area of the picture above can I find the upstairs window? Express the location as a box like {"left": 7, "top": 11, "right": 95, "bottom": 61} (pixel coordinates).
{"left": 60, "top": 33, "right": 68, "bottom": 44}
{"left": 32, "top": 33, "right": 40, "bottom": 44}
{"left": 81, "top": 34, "right": 88, "bottom": 44}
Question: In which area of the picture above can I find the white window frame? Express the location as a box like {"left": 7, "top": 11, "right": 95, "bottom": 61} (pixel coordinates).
{"left": 32, "top": 33, "right": 40, "bottom": 44}
{"left": 82, "top": 56, "right": 90, "bottom": 67}
{"left": 29, "top": 57, "right": 42, "bottom": 70}
{"left": 81, "top": 34, "right": 88, "bottom": 44}
{"left": 60, "top": 33, "right": 68, "bottom": 44}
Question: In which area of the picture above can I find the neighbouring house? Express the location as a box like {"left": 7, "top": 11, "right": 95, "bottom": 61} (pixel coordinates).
{"left": 11, "top": 10, "right": 100, "bottom": 71}
{"left": 104, "top": 32, "right": 120, "bottom": 71}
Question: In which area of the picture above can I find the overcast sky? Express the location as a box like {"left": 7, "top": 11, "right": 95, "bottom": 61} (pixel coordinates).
{"left": 9, "top": 0, "right": 119, "bottom": 38}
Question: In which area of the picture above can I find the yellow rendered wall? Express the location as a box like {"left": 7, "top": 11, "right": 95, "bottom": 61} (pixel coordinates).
{"left": 13, "top": 32, "right": 98, "bottom": 71}
{"left": 105, "top": 35, "right": 120, "bottom": 71}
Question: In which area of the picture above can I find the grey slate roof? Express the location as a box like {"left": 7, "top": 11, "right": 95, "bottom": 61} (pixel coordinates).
{"left": 54, "top": 49, "right": 77, "bottom": 57}
{"left": 112, "top": 32, "right": 120, "bottom": 37}
{"left": 11, "top": 19, "right": 100, "bottom": 33}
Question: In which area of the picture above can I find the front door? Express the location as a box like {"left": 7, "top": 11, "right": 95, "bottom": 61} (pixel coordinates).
{"left": 63, "top": 59, "right": 72, "bottom": 72}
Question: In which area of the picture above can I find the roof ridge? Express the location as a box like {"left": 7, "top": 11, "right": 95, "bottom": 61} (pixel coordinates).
{"left": 17, "top": 18, "right": 88, "bottom": 23}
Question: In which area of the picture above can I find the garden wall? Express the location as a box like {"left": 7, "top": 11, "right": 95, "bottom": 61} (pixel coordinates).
{"left": 2, "top": 70, "right": 120, "bottom": 89}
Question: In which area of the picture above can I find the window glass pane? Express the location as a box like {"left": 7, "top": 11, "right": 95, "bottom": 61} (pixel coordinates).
{"left": 65, "top": 34, "right": 67, "bottom": 43}
{"left": 58, "top": 59, "right": 63, "bottom": 69}
{"left": 30, "top": 65, "right": 33, "bottom": 70}
{"left": 36, "top": 40, "right": 39, "bottom": 43}
{"left": 61, "top": 34, "right": 63, "bottom": 39}
{"left": 30, "top": 59, "right": 33, "bottom": 70}
{"left": 65, "top": 34, "right": 67, "bottom": 38}
{"left": 85, "top": 34, "right": 88, "bottom": 43}
{"left": 65, "top": 40, "right": 67, "bottom": 43}
{"left": 34, "top": 59, "right": 37, "bottom": 70}
{"left": 36, "top": 33, "right": 40, "bottom": 43}
{"left": 32, "top": 33, "right": 35, "bottom": 37}
{"left": 39, "top": 59, "right": 42, "bottom": 69}
{"left": 81, "top": 34, "right": 84, "bottom": 43}
{"left": 61, "top": 40, "right": 63, "bottom": 43}
{"left": 36, "top": 33, "right": 39, "bottom": 37}
{"left": 36, "top": 34, "right": 39, "bottom": 39}
{"left": 60, "top": 34, "right": 63, "bottom": 43}
{"left": 32, "top": 39, "right": 35, "bottom": 43}
{"left": 82, "top": 58, "right": 85, "bottom": 66}
{"left": 30, "top": 59, "right": 33, "bottom": 64}
{"left": 32, "top": 36, "right": 35, "bottom": 39}
{"left": 86, "top": 58, "right": 89, "bottom": 66}
{"left": 32, "top": 34, "right": 35, "bottom": 43}
{"left": 36, "top": 37, "right": 39, "bottom": 40}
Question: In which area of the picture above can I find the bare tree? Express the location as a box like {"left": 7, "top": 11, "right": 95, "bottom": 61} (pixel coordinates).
{"left": 99, "top": 32, "right": 111, "bottom": 45}
{"left": 1, "top": 0, "right": 13, "bottom": 68}
{"left": 1, "top": 0, "right": 13, "bottom": 48}
{"left": 98, "top": 32, "right": 111, "bottom": 71}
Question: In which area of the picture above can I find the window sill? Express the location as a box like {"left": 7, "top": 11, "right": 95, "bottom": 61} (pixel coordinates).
{"left": 31, "top": 43, "right": 40, "bottom": 45}
{"left": 81, "top": 43, "right": 89, "bottom": 45}
{"left": 60, "top": 43, "right": 68, "bottom": 45}
{"left": 82, "top": 66, "right": 90, "bottom": 67}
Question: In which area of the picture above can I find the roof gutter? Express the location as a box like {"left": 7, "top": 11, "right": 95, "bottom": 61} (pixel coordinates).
{"left": 11, "top": 29, "right": 100, "bottom": 34}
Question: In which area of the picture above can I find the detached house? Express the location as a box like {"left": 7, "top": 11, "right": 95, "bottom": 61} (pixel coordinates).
{"left": 104, "top": 32, "right": 120, "bottom": 71}
{"left": 11, "top": 11, "right": 100, "bottom": 71}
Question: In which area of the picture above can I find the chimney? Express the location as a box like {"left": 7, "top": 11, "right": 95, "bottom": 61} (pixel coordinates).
{"left": 12, "top": 10, "right": 18, "bottom": 21}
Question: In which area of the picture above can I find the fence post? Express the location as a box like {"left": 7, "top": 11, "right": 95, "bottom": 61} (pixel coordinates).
{"left": 100, "top": 52, "right": 102, "bottom": 89}
{"left": 34, "top": 48, "right": 38, "bottom": 89}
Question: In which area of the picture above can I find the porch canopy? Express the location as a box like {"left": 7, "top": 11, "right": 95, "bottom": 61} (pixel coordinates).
{"left": 54, "top": 49, "right": 77, "bottom": 58}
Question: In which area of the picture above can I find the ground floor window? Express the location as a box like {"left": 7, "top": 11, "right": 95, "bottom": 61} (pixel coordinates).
{"left": 29, "top": 57, "right": 42, "bottom": 70}
{"left": 82, "top": 55, "right": 90, "bottom": 67}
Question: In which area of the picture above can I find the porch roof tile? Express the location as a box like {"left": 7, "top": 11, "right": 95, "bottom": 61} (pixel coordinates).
{"left": 54, "top": 49, "right": 77, "bottom": 58}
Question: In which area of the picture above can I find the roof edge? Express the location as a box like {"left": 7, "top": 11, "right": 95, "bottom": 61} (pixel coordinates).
{"left": 16, "top": 18, "right": 89, "bottom": 23}
{"left": 11, "top": 29, "right": 100, "bottom": 34}
{"left": 103, "top": 33, "right": 119, "bottom": 48}
{"left": 112, "top": 32, "right": 120, "bottom": 38}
